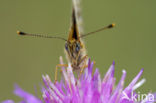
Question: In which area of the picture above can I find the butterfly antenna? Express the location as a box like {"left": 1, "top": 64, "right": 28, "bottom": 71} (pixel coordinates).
{"left": 80, "top": 23, "right": 115, "bottom": 38}
{"left": 17, "top": 31, "right": 67, "bottom": 41}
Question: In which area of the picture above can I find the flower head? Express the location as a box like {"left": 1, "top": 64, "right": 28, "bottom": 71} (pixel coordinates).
{"left": 2, "top": 57, "right": 155, "bottom": 103}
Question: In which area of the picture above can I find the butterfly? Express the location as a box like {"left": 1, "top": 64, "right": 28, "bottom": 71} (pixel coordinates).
{"left": 17, "top": 3, "right": 115, "bottom": 83}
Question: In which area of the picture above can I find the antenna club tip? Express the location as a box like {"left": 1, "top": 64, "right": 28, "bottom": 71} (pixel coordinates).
{"left": 17, "top": 31, "right": 26, "bottom": 35}
{"left": 112, "top": 23, "right": 115, "bottom": 27}
{"left": 108, "top": 23, "right": 115, "bottom": 28}
{"left": 16, "top": 30, "right": 20, "bottom": 34}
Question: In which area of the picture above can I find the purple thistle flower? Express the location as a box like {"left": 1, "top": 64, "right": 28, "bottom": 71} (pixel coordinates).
{"left": 2, "top": 57, "right": 155, "bottom": 103}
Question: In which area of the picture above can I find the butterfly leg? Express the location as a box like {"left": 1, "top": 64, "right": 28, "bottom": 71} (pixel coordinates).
{"left": 92, "top": 61, "right": 96, "bottom": 76}
{"left": 55, "top": 64, "right": 68, "bottom": 84}
{"left": 75, "top": 64, "right": 88, "bottom": 85}
{"left": 78, "top": 55, "right": 88, "bottom": 79}
{"left": 78, "top": 58, "right": 96, "bottom": 79}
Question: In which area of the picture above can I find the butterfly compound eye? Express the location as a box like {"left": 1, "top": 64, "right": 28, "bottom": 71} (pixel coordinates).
{"left": 65, "top": 43, "right": 68, "bottom": 51}
{"left": 75, "top": 43, "right": 80, "bottom": 52}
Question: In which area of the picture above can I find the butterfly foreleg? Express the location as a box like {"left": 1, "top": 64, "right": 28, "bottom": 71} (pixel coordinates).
{"left": 55, "top": 64, "right": 68, "bottom": 84}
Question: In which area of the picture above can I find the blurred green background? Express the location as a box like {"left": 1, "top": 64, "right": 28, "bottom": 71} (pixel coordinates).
{"left": 0, "top": 0, "right": 156, "bottom": 101}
